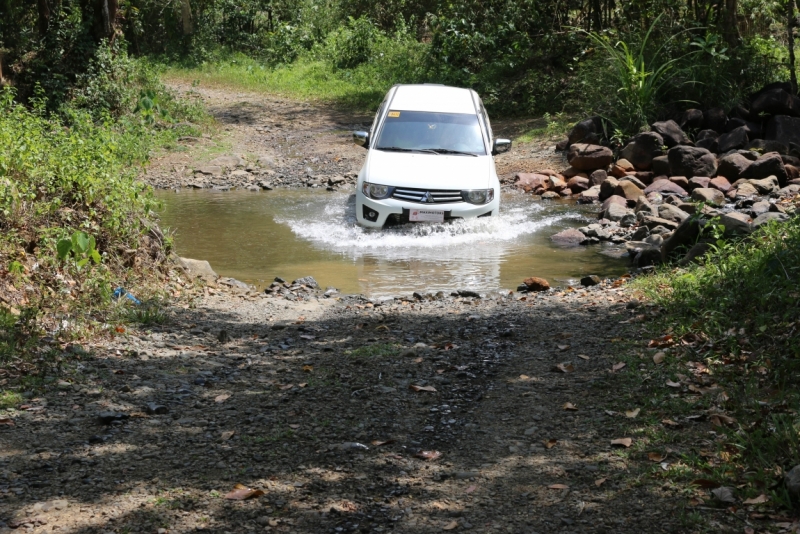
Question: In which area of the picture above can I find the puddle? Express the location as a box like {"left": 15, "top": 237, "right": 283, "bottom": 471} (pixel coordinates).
{"left": 156, "top": 189, "right": 628, "bottom": 296}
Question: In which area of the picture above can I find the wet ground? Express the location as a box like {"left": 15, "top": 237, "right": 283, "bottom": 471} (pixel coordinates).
{"left": 156, "top": 189, "right": 627, "bottom": 295}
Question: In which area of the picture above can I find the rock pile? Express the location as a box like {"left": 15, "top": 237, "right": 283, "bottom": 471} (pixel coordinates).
{"left": 535, "top": 84, "right": 800, "bottom": 267}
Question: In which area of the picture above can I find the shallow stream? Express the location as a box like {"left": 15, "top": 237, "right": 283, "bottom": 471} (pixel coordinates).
{"left": 156, "top": 189, "right": 628, "bottom": 296}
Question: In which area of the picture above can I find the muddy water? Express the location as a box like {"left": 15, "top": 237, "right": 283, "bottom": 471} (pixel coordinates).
{"left": 156, "top": 189, "right": 628, "bottom": 296}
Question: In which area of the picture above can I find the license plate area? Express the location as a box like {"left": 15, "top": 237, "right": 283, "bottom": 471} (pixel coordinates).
{"left": 409, "top": 209, "right": 445, "bottom": 223}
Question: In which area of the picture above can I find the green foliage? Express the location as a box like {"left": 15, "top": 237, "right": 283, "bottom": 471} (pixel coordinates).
{"left": 57, "top": 231, "right": 102, "bottom": 271}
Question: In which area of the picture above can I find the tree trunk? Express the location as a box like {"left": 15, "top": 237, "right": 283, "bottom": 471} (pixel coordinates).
{"left": 37, "top": 0, "right": 51, "bottom": 36}
{"left": 181, "top": 0, "right": 193, "bottom": 35}
{"left": 789, "top": 0, "right": 797, "bottom": 94}
{"left": 722, "top": 0, "right": 740, "bottom": 46}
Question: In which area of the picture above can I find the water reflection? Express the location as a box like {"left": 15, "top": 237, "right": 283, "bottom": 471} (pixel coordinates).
{"left": 156, "top": 189, "right": 628, "bottom": 296}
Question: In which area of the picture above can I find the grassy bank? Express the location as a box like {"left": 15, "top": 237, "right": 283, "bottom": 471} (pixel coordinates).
{"left": 0, "top": 66, "right": 207, "bottom": 392}
{"left": 608, "top": 207, "right": 800, "bottom": 520}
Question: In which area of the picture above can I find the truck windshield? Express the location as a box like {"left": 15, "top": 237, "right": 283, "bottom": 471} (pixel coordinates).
{"left": 375, "top": 111, "right": 486, "bottom": 155}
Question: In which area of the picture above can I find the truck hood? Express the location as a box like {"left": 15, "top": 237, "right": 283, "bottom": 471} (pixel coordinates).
{"left": 364, "top": 150, "right": 493, "bottom": 190}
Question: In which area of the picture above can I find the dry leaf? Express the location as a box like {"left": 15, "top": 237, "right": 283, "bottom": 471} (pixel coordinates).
{"left": 653, "top": 352, "right": 665, "bottom": 364}
{"left": 687, "top": 497, "right": 704, "bottom": 507}
{"left": 298, "top": 383, "right": 307, "bottom": 388}
{"left": 661, "top": 419, "right": 679, "bottom": 426}
{"left": 625, "top": 408, "right": 640, "bottom": 418}
{"left": 465, "top": 485, "right": 477, "bottom": 494}
{"left": 288, "top": 424, "right": 300, "bottom": 429}
{"left": 224, "top": 483, "right": 265, "bottom": 500}
{"left": 610, "top": 437, "right": 632, "bottom": 448}
{"left": 371, "top": 440, "right": 393, "bottom": 447}
{"left": 612, "top": 362, "right": 626, "bottom": 372}
{"left": 544, "top": 439, "right": 557, "bottom": 449}
{"left": 214, "top": 394, "right": 230, "bottom": 403}
{"left": 709, "top": 413, "right": 736, "bottom": 427}
{"left": 414, "top": 450, "right": 442, "bottom": 461}
{"left": 442, "top": 520, "right": 459, "bottom": 530}
{"left": 647, "top": 452, "right": 664, "bottom": 462}
{"left": 666, "top": 380, "right": 681, "bottom": 388}
{"left": 648, "top": 334, "right": 674, "bottom": 348}
{"left": 594, "top": 478, "right": 606, "bottom": 487}
{"left": 553, "top": 363, "right": 575, "bottom": 373}
{"left": 519, "top": 374, "right": 530, "bottom": 380}
{"left": 563, "top": 402, "right": 578, "bottom": 411}
{"left": 302, "top": 365, "right": 313, "bottom": 372}
{"left": 744, "top": 528, "right": 755, "bottom": 534}
{"left": 578, "top": 354, "right": 590, "bottom": 360}
{"left": 279, "top": 384, "right": 294, "bottom": 390}
{"left": 712, "top": 486, "right": 736, "bottom": 503}
{"left": 413, "top": 357, "right": 423, "bottom": 363}
{"left": 410, "top": 384, "right": 437, "bottom": 393}
{"left": 548, "top": 484, "right": 569, "bottom": 490}
{"left": 0, "top": 418, "right": 14, "bottom": 426}
{"left": 220, "top": 430, "right": 235, "bottom": 441}
{"left": 743, "top": 494, "right": 769, "bottom": 505}
{"left": 557, "top": 344, "right": 570, "bottom": 351}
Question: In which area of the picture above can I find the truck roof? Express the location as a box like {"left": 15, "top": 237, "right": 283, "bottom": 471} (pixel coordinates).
{"left": 390, "top": 85, "right": 478, "bottom": 115}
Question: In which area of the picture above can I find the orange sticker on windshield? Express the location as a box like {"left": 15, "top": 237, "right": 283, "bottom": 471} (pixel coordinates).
{"left": 388, "top": 111, "right": 400, "bottom": 118}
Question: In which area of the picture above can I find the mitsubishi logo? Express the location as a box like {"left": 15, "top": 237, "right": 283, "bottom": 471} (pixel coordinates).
{"left": 421, "top": 192, "right": 434, "bottom": 203}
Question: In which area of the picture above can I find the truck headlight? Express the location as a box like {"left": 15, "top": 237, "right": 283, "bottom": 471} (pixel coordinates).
{"left": 362, "top": 182, "right": 392, "bottom": 199}
{"left": 463, "top": 189, "right": 494, "bottom": 204}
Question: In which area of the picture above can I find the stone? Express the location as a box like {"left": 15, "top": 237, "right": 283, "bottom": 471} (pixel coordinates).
{"left": 785, "top": 465, "right": 800, "bottom": 495}
{"left": 603, "top": 203, "right": 634, "bottom": 223}
{"left": 644, "top": 179, "right": 689, "bottom": 197}
{"left": 567, "top": 144, "right": 614, "bottom": 171}
{"left": 658, "top": 204, "right": 690, "bottom": 223}
{"left": 720, "top": 212, "right": 752, "bottom": 235}
{"left": 567, "top": 117, "right": 604, "bottom": 146}
{"left": 709, "top": 176, "right": 733, "bottom": 193}
{"left": 696, "top": 129, "right": 718, "bottom": 141}
{"left": 742, "top": 152, "right": 788, "bottom": 186}
{"left": 229, "top": 169, "right": 252, "bottom": 180}
{"left": 523, "top": 277, "right": 550, "bottom": 291}
{"left": 293, "top": 276, "right": 319, "bottom": 289}
{"left": 257, "top": 155, "right": 276, "bottom": 168}
{"left": 735, "top": 182, "right": 759, "bottom": 198}
{"left": 616, "top": 158, "right": 635, "bottom": 172}
{"left": 619, "top": 211, "right": 637, "bottom": 227}
{"left": 177, "top": 257, "right": 217, "bottom": 279}
{"left": 561, "top": 166, "right": 581, "bottom": 178}
{"left": 717, "top": 126, "right": 749, "bottom": 153}
{"left": 599, "top": 176, "right": 619, "bottom": 201}
{"left": 621, "top": 175, "right": 647, "bottom": 189}
{"left": 651, "top": 155, "right": 670, "bottom": 176}
{"left": 751, "top": 88, "right": 800, "bottom": 116}
{"left": 589, "top": 169, "right": 608, "bottom": 186}
{"left": 145, "top": 403, "right": 168, "bottom": 415}
{"left": 679, "top": 109, "right": 704, "bottom": 129}
{"left": 98, "top": 412, "right": 129, "bottom": 425}
{"left": 620, "top": 132, "right": 664, "bottom": 170}
{"left": 541, "top": 191, "right": 560, "bottom": 199}
{"left": 209, "top": 154, "right": 246, "bottom": 168}
{"left": 678, "top": 242, "right": 711, "bottom": 265}
{"left": 779, "top": 184, "right": 800, "bottom": 196}
{"left": 703, "top": 107, "right": 728, "bottom": 132}
{"left": 514, "top": 173, "right": 549, "bottom": 191}
{"left": 687, "top": 177, "right": 711, "bottom": 191}
{"left": 765, "top": 115, "right": 800, "bottom": 148}
{"left": 717, "top": 153, "right": 751, "bottom": 180}
{"left": 635, "top": 197, "right": 658, "bottom": 217}
{"left": 651, "top": 120, "right": 690, "bottom": 148}
{"left": 196, "top": 165, "right": 223, "bottom": 177}
{"left": 691, "top": 187, "right": 726, "bottom": 206}
{"left": 614, "top": 180, "right": 644, "bottom": 203}
{"left": 548, "top": 175, "right": 568, "bottom": 192}
{"left": 580, "top": 275, "right": 601, "bottom": 286}
{"left": 567, "top": 176, "right": 590, "bottom": 193}
{"left": 669, "top": 176, "right": 689, "bottom": 189}
{"left": 550, "top": 229, "right": 587, "bottom": 247}
{"left": 641, "top": 216, "right": 679, "bottom": 230}
{"left": 577, "top": 186, "right": 601, "bottom": 203}
{"left": 748, "top": 176, "right": 780, "bottom": 194}
{"left": 668, "top": 146, "right": 717, "bottom": 178}
{"left": 750, "top": 200, "right": 771, "bottom": 216}
{"left": 661, "top": 217, "right": 703, "bottom": 261}
{"left": 696, "top": 137, "right": 718, "bottom": 152}
{"left": 601, "top": 195, "right": 628, "bottom": 210}
{"left": 753, "top": 212, "right": 790, "bottom": 228}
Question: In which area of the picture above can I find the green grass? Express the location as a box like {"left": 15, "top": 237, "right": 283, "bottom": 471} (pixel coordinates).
{"left": 0, "top": 391, "right": 22, "bottom": 409}
{"left": 611, "top": 211, "right": 800, "bottom": 515}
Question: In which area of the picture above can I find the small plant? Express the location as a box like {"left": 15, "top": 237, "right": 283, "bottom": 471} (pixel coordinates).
{"left": 56, "top": 231, "right": 101, "bottom": 271}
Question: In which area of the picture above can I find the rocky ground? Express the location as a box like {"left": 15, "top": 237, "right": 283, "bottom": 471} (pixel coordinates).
{"left": 1, "top": 272, "right": 726, "bottom": 534}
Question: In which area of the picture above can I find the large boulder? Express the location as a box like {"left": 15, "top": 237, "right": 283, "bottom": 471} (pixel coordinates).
{"left": 603, "top": 203, "right": 635, "bottom": 223}
{"left": 687, "top": 177, "right": 711, "bottom": 191}
{"left": 668, "top": 145, "right": 717, "bottom": 178}
{"left": 734, "top": 182, "right": 759, "bottom": 199}
{"left": 753, "top": 212, "right": 790, "bottom": 228}
{"left": 514, "top": 173, "right": 549, "bottom": 191}
{"left": 691, "top": 187, "right": 726, "bottom": 206}
{"left": 644, "top": 178, "right": 689, "bottom": 197}
{"left": 652, "top": 120, "right": 691, "bottom": 148}
{"left": 765, "top": 115, "right": 800, "bottom": 148}
{"left": 661, "top": 217, "right": 703, "bottom": 261}
{"left": 748, "top": 176, "right": 780, "bottom": 194}
{"left": 709, "top": 176, "right": 733, "bottom": 193}
{"left": 741, "top": 152, "right": 788, "bottom": 186}
{"left": 590, "top": 169, "right": 608, "bottom": 186}
{"left": 566, "top": 117, "right": 604, "bottom": 146}
{"left": 620, "top": 132, "right": 664, "bottom": 170}
{"left": 209, "top": 154, "right": 247, "bottom": 168}
{"left": 751, "top": 88, "right": 800, "bottom": 117}
{"left": 719, "top": 212, "right": 753, "bottom": 235}
{"left": 567, "top": 176, "right": 590, "bottom": 193}
{"left": 717, "top": 153, "right": 752, "bottom": 180}
{"left": 679, "top": 109, "right": 704, "bottom": 130}
{"left": 599, "top": 176, "right": 620, "bottom": 201}
{"left": 577, "top": 185, "right": 601, "bottom": 203}
{"left": 177, "top": 257, "right": 217, "bottom": 279}
{"left": 614, "top": 180, "right": 644, "bottom": 203}
{"left": 568, "top": 144, "right": 614, "bottom": 171}
{"left": 717, "top": 126, "right": 749, "bottom": 153}
{"left": 550, "top": 228, "right": 587, "bottom": 247}
{"left": 658, "top": 203, "right": 691, "bottom": 223}
{"left": 651, "top": 155, "right": 671, "bottom": 176}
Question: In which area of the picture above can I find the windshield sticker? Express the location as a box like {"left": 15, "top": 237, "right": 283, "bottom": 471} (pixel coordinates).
{"left": 388, "top": 111, "right": 400, "bottom": 118}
